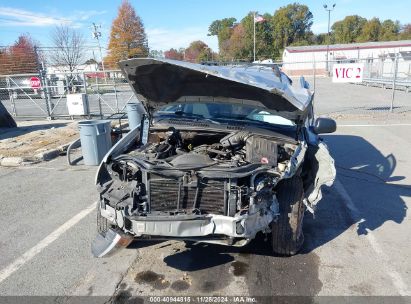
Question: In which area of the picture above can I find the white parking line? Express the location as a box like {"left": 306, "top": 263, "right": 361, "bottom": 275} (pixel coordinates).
{"left": 334, "top": 179, "right": 409, "bottom": 296}
{"left": 338, "top": 123, "right": 411, "bottom": 127}
{"left": 0, "top": 202, "right": 96, "bottom": 284}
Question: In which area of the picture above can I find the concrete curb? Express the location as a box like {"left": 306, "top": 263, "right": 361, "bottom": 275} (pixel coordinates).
{"left": 35, "top": 149, "right": 61, "bottom": 161}
{"left": 0, "top": 142, "right": 72, "bottom": 167}
{"left": 0, "top": 157, "right": 24, "bottom": 167}
{"left": 0, "top": 157, "right": 40, "bottom": 167}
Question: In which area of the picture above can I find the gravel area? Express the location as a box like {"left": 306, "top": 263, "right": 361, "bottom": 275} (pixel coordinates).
{"left": 0, "top": 120, "right": 78, "bottom": 158}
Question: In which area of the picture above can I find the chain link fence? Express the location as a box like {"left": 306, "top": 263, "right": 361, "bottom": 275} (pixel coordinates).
{"left": 0, "top": 70, "right": 138, "bottom": 119}
{"left": 0, "top": 52, "right": 410, "bottom": 119}
{"left": 280, "top": 54, "right": 411, "bottom": 116}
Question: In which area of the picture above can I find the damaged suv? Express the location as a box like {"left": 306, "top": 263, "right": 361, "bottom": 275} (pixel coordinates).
{"left": 92, "top": 58, "right": 336, "bottom": 257}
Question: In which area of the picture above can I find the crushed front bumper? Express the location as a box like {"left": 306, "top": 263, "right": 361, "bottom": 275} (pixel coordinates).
{"left": 100, "top": 203, "right": 275, "bottom": 241}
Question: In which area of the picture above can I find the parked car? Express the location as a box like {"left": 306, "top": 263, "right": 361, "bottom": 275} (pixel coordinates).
{"left": 92, "top": 58, "right": 336, "bottom": 257}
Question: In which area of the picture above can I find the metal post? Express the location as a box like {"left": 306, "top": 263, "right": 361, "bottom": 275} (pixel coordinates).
{"left": 34, "top": 46, "right": 51, "bottom": 119}
{"left": 323, "top": 4, "right": 336, "bottom": 74}
{"left": 92, "top": 50, "right": 103, "bottom": 118}
{"left": 391, "top": 53, "right": 399, "bottom": 113}
{"left": 113, "top": 75, "right": 119, "bottom": 114}
{"left": 82, "top": 71, "right": 87, "bottom": 94}
{"left": 44, "top": 74, "right": 53, "bottom": 119}
{"left": 326, "top": 10, "right": 330, "bottom": 72}
{"left": 81, "top": 71, "right": 89, "bottom": 119}
{"left": 313, "top": 55, "right": 316, "bottom": 94}
{"left": 253, "top": 12, "right": 256, "bottom": 62}
{"left": 42, "top": 62, "right": 54, "bottom": 118}
{"left": 6, "top": 77, "right": 17, "bottom": 117}
{"left": 96, "top": 73, "right": 103, "bottom": 119}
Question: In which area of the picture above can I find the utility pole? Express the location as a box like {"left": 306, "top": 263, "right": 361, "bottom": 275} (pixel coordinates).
{"left": 91, "top": 23, "right": 106, "bottom": 80}
{"left": 323, "top": 3, "right": 336, "bottom": 74}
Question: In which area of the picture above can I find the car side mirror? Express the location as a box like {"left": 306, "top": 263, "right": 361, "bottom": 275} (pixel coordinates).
{"left": 313, "top": 118, "right": 336, "bottom": 134}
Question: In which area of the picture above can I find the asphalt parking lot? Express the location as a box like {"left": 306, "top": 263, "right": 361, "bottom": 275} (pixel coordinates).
{"left": 0, "top": 116, "right": 410, "bottom": 302}
{"left": 305, "top": 77, "right": 411, "bottom": 116}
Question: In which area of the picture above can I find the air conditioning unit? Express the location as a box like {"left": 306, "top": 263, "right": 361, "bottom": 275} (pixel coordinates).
{"left": 67, "top": 93, "right": 89, "bottom": 115}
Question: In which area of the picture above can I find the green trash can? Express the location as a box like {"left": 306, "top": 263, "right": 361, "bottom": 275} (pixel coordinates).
{"left": 78, "top": 120, "right": 112, "bottom": 166}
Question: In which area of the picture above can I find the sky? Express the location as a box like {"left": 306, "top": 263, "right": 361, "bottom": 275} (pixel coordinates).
{"left": 0, "top": 0, "right": 410, "bottom": 54}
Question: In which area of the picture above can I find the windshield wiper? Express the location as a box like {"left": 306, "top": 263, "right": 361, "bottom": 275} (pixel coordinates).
{"left": 213, "top": 115, "right": 293, "bottom": 128}
{"left": 156, "top": 110, "right": 220, "bottom": 124}
{"left": 213, "top": 115, "right": 265, "bottom": 124}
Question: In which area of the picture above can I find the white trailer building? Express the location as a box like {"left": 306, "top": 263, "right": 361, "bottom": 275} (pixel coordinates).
{"left": 282, "top": 40, "right": 411, "bottom": 78}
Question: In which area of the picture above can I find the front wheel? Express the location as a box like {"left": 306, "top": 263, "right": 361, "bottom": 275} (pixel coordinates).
{"left": 271, "top": 176, "right": 305, "bottom": 256}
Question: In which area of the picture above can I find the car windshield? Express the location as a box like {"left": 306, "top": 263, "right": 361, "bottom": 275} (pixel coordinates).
{"left": 154, "top": 102, "right": 295, "bottom": 127}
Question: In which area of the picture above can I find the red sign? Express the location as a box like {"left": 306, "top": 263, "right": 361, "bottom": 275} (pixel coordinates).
{"left": 30, "top": 77, "right": 41, "bottom": 89}
{"left": 85, "top": 72, "right": 105, "bottom": 79}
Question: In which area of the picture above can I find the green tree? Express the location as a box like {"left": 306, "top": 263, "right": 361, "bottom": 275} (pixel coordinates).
{"left": 225, "top": 23, "right": 248, "bottom": 60}
{"left": 400, "top": 23, "right": 411, "bottom": 40}
{"left": 380, "top": 19, "right": 400, "bottom": 41}
{"left": 331, "top": 15, "right": 367, "bottom": 43}
{"left": 312, "top": 33, "right": 328, "bottom": 45}
{"left": 357, "top": 18, "right": 382, "bottom": 42}
{"left": 105, "top": 0, "right": 148, "bottom": 68}
{"left": 237, "top": 12, "right": 274, "bottom": 61}
{"left": 208, "top": 18, "right": 237, "bottom": 36}
{"left": 208, "top": 17, "right": 237, "bottom": 59}
{"left": 271, "top": 3, "right": 313, "bottom": 49}
{"left": 290, "top": 31, "right": 315, "bottom": 46}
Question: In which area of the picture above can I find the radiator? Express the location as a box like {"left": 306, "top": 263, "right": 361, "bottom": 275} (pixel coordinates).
{"left": 148, "top": 176, "right": 226, "bottom": 215}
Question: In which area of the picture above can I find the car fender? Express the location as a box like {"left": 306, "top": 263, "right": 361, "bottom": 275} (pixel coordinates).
{"left": 95, "top": 126, "right": 140, "bottom": 185}
{"left": 302, "top": 141, "right": 336, "bottom": 212}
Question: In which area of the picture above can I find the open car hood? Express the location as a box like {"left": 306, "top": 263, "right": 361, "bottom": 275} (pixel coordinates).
{"left": 119, "top": 58, "right": 313, "bottom": 121}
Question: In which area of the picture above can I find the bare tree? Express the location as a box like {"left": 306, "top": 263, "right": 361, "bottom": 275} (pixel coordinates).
{"left": 50, "top": 25, "right": 86, "bottom": 73}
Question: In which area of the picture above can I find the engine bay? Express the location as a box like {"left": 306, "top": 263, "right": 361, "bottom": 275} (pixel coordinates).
{"left": 97, "top": 127, "right": 298, "bottom": 218}
{"left": 126, "top": 127, "right": 297, "bottom": 170}
{"left": 95, "top": 126, "right": 300, "bottom": 221}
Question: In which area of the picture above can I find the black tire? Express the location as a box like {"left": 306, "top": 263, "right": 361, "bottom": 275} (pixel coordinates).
{"left": 271, "top": 175, "right": 305, "bottom": 256}
{"left": 97, "top": 201, "right": 109, "bottom": 235}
